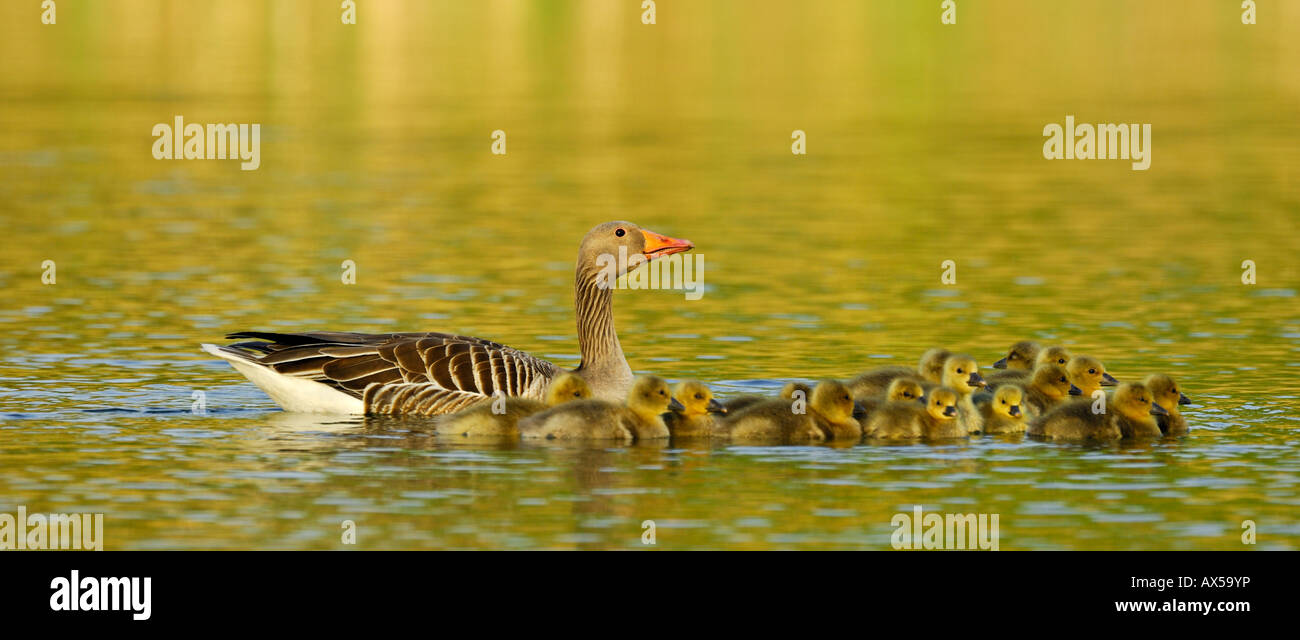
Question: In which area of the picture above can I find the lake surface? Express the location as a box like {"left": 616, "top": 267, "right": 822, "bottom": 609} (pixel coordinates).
{"left": 1, "top": 0, "right": 1297, "bottom": 550}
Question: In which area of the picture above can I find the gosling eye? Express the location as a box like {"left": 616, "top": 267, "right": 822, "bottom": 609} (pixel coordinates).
{"left": 1058, "top": 358, "right": 1066, "bottom": 364}
{"left": 615, "top": 228, "right": 625, "bottom": 237}
{"left": 658, "top": 390, "right": 666, "bottom": 396}
{"left": 1089, "top": 368, "right": 1096, "bottom": 374}
{"left": 694, "top": 393, "right": 703, "bottom": 400}
{"left": 903, "top": 392, "right": 912, "bottom": 398}
{"left": 956, "top": 368, "right": 964, "bottom": 374}
{"left": 1000, "top": 399, "right": 1007, "bottom": 404}
{"left": 1171, "top": 388, "right": 1178, "bottom": 394}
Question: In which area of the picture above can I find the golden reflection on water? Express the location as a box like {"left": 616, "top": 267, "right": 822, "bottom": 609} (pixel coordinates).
{"left": 0, "top": 1, "right": 1297, "bottom": 549}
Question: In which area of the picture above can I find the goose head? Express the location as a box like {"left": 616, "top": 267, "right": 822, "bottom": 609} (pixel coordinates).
{"left": 1032, "top": 363, "right": 1080, "bottom": 399}
{"left": 1066, "top": 355, "right": 1117, "bottom": 396}
{"left": 1034, "top": 345, "right": 1073, "bottom": 368}
{"left": 885, "top": 378, "right": 925, "bottom": 403}
{"left": 1144, "top": 374, "right": 1189, "bottom": 413}
{"left": 992, "top": 340, "right": 1041, "bottom": 370}
{"left": 811, "top": 380, "right": 865, "bottom": 423}
{"left": 544, "top": 372, "right": 594, "bottom": 406}
{"left": 918, "top": 348, "right": 952, "bottom": 383}
{"left": 989, "top": 384, "right": 1025, "bottom": 419}
{"left": 578, "top": 221, "right": 694, "bottom": 281}
{"left": 941, "top": 354, "right": 986, "bottom": 394}
{"left": 924, "top": 387, "right": 960, "bottom": 421}
{"left": 672, "top": 380, "right": 725, "bottom": 416}
{"left": 1113, "top": 382, "right": 1168, "bottom": 422}
{"left": 627, "top": 375, "right": 682, "bottom": 420}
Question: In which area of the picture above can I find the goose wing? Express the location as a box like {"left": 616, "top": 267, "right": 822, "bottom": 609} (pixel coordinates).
{"left": 222, "top": 331, "right": 564, "bottom": 413}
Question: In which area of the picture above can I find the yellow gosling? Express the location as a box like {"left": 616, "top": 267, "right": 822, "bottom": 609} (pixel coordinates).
{"left": 1022, "top": 363, "right": 1081, "bottom": 418}
{"left": 518, "top": 375, "right": 678, "bottom": 441}
{"left": 434, "top": 372, "right": 592, "bottom": 438}
{"left": 720, "top": 380, "right": 863, "bottom": 443}
{"left": 1066, "top": 355, "right": 1119, "bottom": 398}
{"left": 663, "top": 380, "right": 727, "bottom": 438}
{"left": 992, "top": 341, "right": 1041, "bottom": 371}
{"left": 1144, "top": 374, "right": 1191, "bottom": 435}
{"left": 941, "top": 354, "right": 986, "bottom": 434}
{"left": 1028, "top": 382, "right": 1165, "bottom": 441}
{"left": 975, "top": 384, "right": 1027, "bottom": 434}
{"left": 866, "top": 387, "right": 959, "bottom": 440}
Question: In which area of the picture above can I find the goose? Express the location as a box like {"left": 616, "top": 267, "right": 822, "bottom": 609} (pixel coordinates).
{"left": 845, "top": 348, "right": 949, "bottom": 397}
{"left": 432, "top": 372, "right": 592, "bottom": 439}
{"left": 721, "top": 381, "right": 811, "bottom": 414}
{"left": 973, "top": 384, "right": 1026, "bottom": 434}
{"left": 720, "top": 380, "right": 865, "bottom": 442}
{"left": 866, "top": 387, "right": 959, "bottom": 440}
{"left": 1022, "top": 363, "right": 1081, "bottom": 418}
{"left": 1065, "top": 355, "right": 1119, "bottom": 398}
{"left": 855, "top": 377, "right": 925, "bottom": 421}
{"left": 517, "top": 375, "right": 681, "bottom": 441}
{"left": 1144, "top": 373, "right": 1191, "bottom": 435}
{"left": 940, "top": 354, "right": 986, "bottom": 434}
{"left": 1028, "top": 382, "right": 1165, "bottom": 441}
{"left": 663, "top": 380, "right": 727, "bottom": 438}
{"left": 200, "top": 221, "right": 694, "bottom": 415}
{"left": 991, "top": 340, "right": 1040, "bottom": 370}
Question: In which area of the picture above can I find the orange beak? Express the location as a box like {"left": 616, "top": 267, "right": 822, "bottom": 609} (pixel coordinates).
{"left": 640, "top": 229, "right": 694, "bottom": 260}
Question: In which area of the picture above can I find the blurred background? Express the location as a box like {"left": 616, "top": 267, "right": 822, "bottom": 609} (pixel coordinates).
{"left": 0, "top": 1, "right": 1296, "bottom": 550}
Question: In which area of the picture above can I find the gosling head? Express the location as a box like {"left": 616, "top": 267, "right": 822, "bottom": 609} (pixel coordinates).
{"left": 1067, "top": 355, "right": 1118, "bottom": 395}
{"left": 1112, "top": 382, "right": 1168, "bottom": 422}
{"left": 917, "top": 348, "right": 952, "bottom": 383}
{"left": 886, "top": 378, "right": 925, "bottom": 403}
{"left": 924, "top": 387, "right": 960, "bottom": 421}
{"left": 993, "top": 341, "right": 1041, "bottom": 370}
{"left": 672, "top": 380, "right": 725, "bottom": 416}
{"left": 780, "top": 381, "right": 812, "bottom": 400}
{"left": 1034, "top": 345, "right": 1073, "bottom": 368}
{"left": 1144, "top": 374, "right": 1190, "bottom": 413}
{"left": 1032, "top": 363, "right": 1081, "bottom": 399}
{"left": 811, "top": 380, "right": 865, "bottom": 423}
{"left": 627, "top": 375, "right": 681, "bottom": 417}
{"left": 941, "top": 354, "right": 986, "bottom": 395}
{"left": 544, "top": 372, "right": 594, "bottom": 407}
{"left": 578, "top": 221, "right": 693, "bottom": 279}
{"left": 990, "top": 384, "right": 1025, "bottom": 419}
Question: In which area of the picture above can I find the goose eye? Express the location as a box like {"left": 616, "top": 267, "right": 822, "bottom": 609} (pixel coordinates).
{"left": 1001, "top": 399, "right": 1006, "bottom": 404}
{"left": 1171, "top": 388, "right": 1177, "bottom": 394}
{"left": 659, "top": 390, "right": 666, "bottom": 396}
{"left": 1059, "top": 377, "right": 1067, "bottom": 382}
{"left": 903, "top": 392, "right": 912, "bottom": 398}
{"left": 956, "top": 368, "right": 963, "bottom": 373}
{"left": 1058, "top": 359, "right": 1066, "bottom": 364}
{"left": 694, "top": 393, "right": 703, "bottom": 399}
{"left": 615, "top": 228, "right": 626, "bottom": 237}
{"left": 1089, "top": 369, "right": 1096, "bottom": 374}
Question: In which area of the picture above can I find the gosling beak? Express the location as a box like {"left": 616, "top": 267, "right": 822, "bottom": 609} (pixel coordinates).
{"left": 641, "top": 229, "right": 694, "bottom": 260}
{"left": 992, "top": 357, "right": 1008, "bottom": 369}
{"left": 1179, "top": 393, "right": 1191, "bottom": 405}
{"left": 968, "top": 372, "right": 986, "bottom": 388}
{"left": 1150, "top": 402, "right": 1170, "bottom": 416}
{"left": 667, "top": 397, "right": 685, "bottom": 412}
{"left": 852, "top": 401, "right": 867, "bottom": 420}
{"left": 1009, "top": 405, "right": 1021, "bottom": 417}
{"left": 942, "top": 406, "right": 958, "bottom": 417}
{"left": 1101, "top": 372, "right": 1119, "bottom": 386}
{"left": 707, "top": 398, "right": 727, "bottom": 414}
{"left": 1068, "top": 384, "right": 1082, "bottom": 396}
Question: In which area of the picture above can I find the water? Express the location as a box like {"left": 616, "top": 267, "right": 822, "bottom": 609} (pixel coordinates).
{"left": 1, "top": 0, "right": 1298, "bottom": 550}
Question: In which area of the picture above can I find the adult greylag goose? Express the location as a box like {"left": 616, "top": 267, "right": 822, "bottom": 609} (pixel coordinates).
{"left": 200, "top": 221, "right": 694, "bottom": 414}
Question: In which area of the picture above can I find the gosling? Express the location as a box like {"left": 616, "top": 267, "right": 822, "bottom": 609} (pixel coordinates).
{"left": 973, "top": 384, "right": 1027, "bottom": 434}
{"left": 866, "top": 387, "right": 960, "bottom": 440}
{"left": 991, "top": 341, "right": 1041, "bottom": 370}
{"left": 663, "top": 380, "right": 727, "bottom": 438}
{"left": 1022, "top": 363, "right": 1081, "bottom": 418}
{"left": 721, "top": 380, "right": 864, "bottom": 442}
{"left": 518, "top": 375, "right": 680, "bottom": 441}
{"left": 1028, "top": 382, "right": 1166, "bottom": 441}
{"left": 940, "top": 354, "right": 986, "bottom": 434}
{"left": 435, "top": 372, "right": 592, "bottom": 438}
{"left": 1144, "top": 374, "right": 1191, "bottom": 435}
{"left": 1066, "top": 355, "right": 1119, "bottom": 398}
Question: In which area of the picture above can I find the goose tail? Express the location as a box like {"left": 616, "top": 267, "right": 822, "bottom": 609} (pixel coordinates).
{"left": 200, "top": 343, "right": 365, "bottom": 414}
